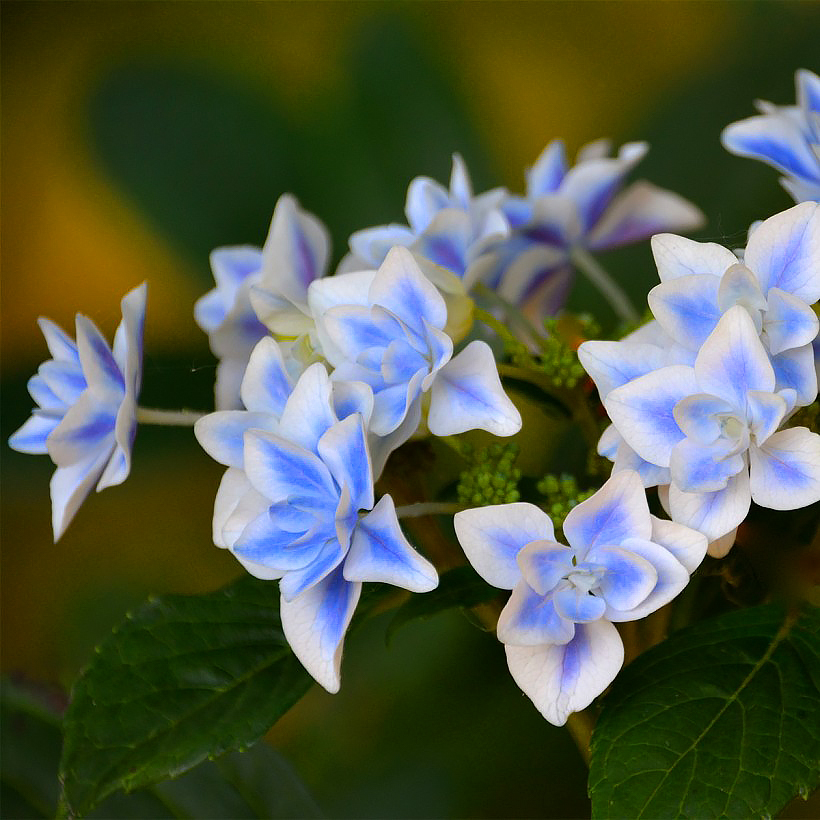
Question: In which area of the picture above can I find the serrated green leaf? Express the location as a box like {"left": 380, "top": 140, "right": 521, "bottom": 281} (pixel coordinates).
{"left": 386, "top": 565, "right": 499, "bottom": 644}
{"left": 588, "top": 603, "right": 820, "bottom": 819}
{"left": 58, "top": 574, "right": 313, "bottom": 818}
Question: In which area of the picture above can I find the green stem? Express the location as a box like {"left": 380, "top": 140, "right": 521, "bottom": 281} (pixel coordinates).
{"left": 393, "top": 501, "right": 467, "bottom": 519}
{"left": 136, "top": 407, "right": 205, "bottom": 426}
{"left": 566, "top": 709, "right": 594, "bottom": 765}
{"left": 571, "top": 247, "right": 638, "bottom": 323}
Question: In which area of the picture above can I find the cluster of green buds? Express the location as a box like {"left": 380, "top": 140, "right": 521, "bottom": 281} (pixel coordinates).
{"left": 456, "top": 441, "right": 521, "bottom": 506}
{"left": 536, "top": 472, "right": 596, "bottom": 534}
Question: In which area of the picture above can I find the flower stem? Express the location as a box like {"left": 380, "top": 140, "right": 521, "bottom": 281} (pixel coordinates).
{"left": 136, "top": 407, "right": 205, "bottom": 427}
{"left": 394, "top": 501, "right": 467, "bottom": 519}
{"left": 566, "top": 709, "right": 594, "bottom": 765}
{"left": 571, "top": 247, "right": 638, "bottom": 323}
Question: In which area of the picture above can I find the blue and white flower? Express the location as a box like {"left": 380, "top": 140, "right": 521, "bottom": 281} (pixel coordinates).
{"left": 454, "top": 470, "right": 706, "bottom": 725}
{"left": 604, "top": 306, "right": 820, "bottom": 542}
{"left": 9, "top": 284, "right": 147, "bottom": 540}
{"left": 195, "top": 352, "right": 437, "bottom": 692}
{"left": 309, "top": 246, "right": 522, "bottom": 452}
{"left": 195, "top": 194, "right": 330, "bottom": 409}
{"left": 648, "top": 202, "right": 819, "bottom": 406}
{"left": 722, "top": 69, "right": 820, "bottom": 203}
{"left": 485, "top": 139, "right": 704, "bottom": 318}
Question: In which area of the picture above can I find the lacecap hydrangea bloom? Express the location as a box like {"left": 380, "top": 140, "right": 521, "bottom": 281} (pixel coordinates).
{"left": 454, "top": 470, "right": 706, "bottom": 725}
{"left": 722, "top": 69, "right": 820, "bottom": 203}
{"left": 195, "top": 344, "right": 438, "bottom": 692}
{"left": 9, "top": 284, "right": 147, "bottom": 540}
{"left": 195, "top": 194, "right": 330, "bottom": 409}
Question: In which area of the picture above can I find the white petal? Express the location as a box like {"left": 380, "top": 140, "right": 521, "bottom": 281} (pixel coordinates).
{"left": 278, "top": 363, "right": 336, "bottom": 455}
{"left": 649, "top": 515, "right": 708, "bottom": 574}
{"left": 212, "top": 467, "right": 267, "bottom": 549}
{"left": 578, "top": 340, "right": 670, "bottom": 400}
{"left": 240, "top": 337, "right": 295, "bottom": 417}
{"left": 50, "top": 448, "right": 111, "bottom": 541}
{"left": 668, "top": 470, "right": 751, "bottom": 542}
{"left": 454, "top": 503, "right": 553, "bottom": 590}
{"left": 194, "top": 410, "right": 279, "bottom": 468}
{"left": 749, "top": 428, "right": 820, "bottom": 510}
{"left": 505, "top": 619, "right": 624, "bottom": 726}
{"left": 647, "top": 275, "right": 722, "bottom": 350}
{"left": 650, "top": 234, "right": 737, "bottom": 283}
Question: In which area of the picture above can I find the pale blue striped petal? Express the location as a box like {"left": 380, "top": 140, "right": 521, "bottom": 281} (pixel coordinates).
{"left": 496, "top": 583, "right": 575, "bottom": 646}
{"left": 749, "top": 428, "right": 820, "bottom": 510}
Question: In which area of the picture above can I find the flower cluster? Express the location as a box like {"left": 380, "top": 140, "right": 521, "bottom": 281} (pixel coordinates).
{"left": 579, "top": 202, "right": 820, "bottom": 551}
{"left": 722, "top": 69, "right": 820, "bottom": 203}
{"left": 455, "top": 470, "right": 706, "bottom": 725}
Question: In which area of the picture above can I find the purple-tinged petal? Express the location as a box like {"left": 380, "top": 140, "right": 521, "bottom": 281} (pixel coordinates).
{"left": 771, "top": 345, "right": 818, "bottom": 407}
{"left": 50, "top": 448, "right": 111, "bottom": 541}
{"left": 454, "top": 502, "right": 553, "bottom": 590}
{"left": 194, "top": 410, "right": 279, "bottom": 468}
{"left": 280, "top": 567, "right": 361, "bottom": 693}
{"left": 209, "top": 246, "right": 263, "bottom": 292}
{"left": 8, "top": 412, "right": 61, "bottom": 455}
{"left": 344, "top": 494, "right": 438, "bottom": 592}
{"left": 585, "top": 545, "right": 658, "bottom": 612}
{"left": 749, "top": 428, "right": 820, "bottom": 510}
{"left": 694, "top": 306, "right": 775, "bottom": 410}
{"left": 235, "top": 510, "right": 324, "bottom": 571}
{"left": 243, "top": 428, "right": 336, "bottom": 507}
{"left": 650, "top": 234, "right": 737, "bottom": 283}
{"left": 278, "top": 363, "right": 337, "bottom": 455}
{"left": 588, "top": 181, "right": 704, "bottom": 251}
{"left": 37, "top": 318, "right": 79, "bottom": 364}
{"left": 497, "top": 582, "right": 575, "bottom": 647}
{"left": 317, "top": 414, "right": 374, "bottom": 513}
{"left": 604, "top": 537, "right": 689, "bottom": 620}
{"left": 75, "top": 316, "right": 124, "bottom": 392}
{"left": 527, "top": 140, "right": 567, "bottom": 197}
{"left": 604, "top": 366, "right": 698, "bottom": 467}
{"left": 324, "top": 305, "right": 397, "bottom": 362}
{"left": 505, "top": 620, "right": 624, "bottom": 726}
{"left": 647, "top": 275, "right": 722, "bottom": 350}
{"left": 673, "top": 393, "right": 734, "bottom": 445}
{"left": 563, "top": 469, "right": 652, "bottom": 555}
{"left": 668, "top": 469, "right": 751, "bottom": 542}
{"left": 746, "top": 390, "right": 788, "bottom": 444}
{"left": 649, "top": 515, "right": 708, "bottom": 574}
{"left": 553, "top": 582, "right": 607, "bottom": 623}
{"left": 578, "top": 340, "right": 670, "bottom": 400}
{"left": 46, "top": 390, "right": 116, "bottom": 468}
{"left": 369, "top": 247, "right": 448, "bottom": 334}
{"left": 669, "top": 437, "right": 745, "bottom": 494}
{"left": 516, "top": 540, "right": 573, "bottom": 596}
{"left": 744, "top": 202, "right": 820, "bottom": 301}
{"left": 381, "top": 338, "right": 427, "bottom": 386}
{"left": 240, "top": 338, "right": 295, "bottom": 417}
{"left": 428, "top": 341, "right": 521, "bottom": 437}
{"left": 763, "top": 287, "right": 819, "bottom": 355}
{"left": 371, "top": 371, "right": 424, "bottom": 437}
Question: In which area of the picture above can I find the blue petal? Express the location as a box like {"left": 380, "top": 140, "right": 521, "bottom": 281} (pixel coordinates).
{"left": 381, "top": 338, "right": 427, "bottom": 386}
{"left": 578, "top": 340, "right": 671, "bottom": 400}
{"left": 75, "top": 316, "right": 124, "bottom": 392}
{"left": 317, "top": 415, "right": 374, "bottom": 513}
{"left": 745, "top": 390, "right": 788, "bottom": 444}
{"left": 527, "top": 140, "right": 567, "bottom": 197}
{"left": 771, "top": 345, "right": 818, "bottom": 407}
{"left": 194, "top": 410, "right": 279, "bottom": 468}
{"left": 278, "top": 363, "right": 337, "bottom": 455}
{"left": 647, "top": 275, "right": 722, "bottom": 350}
{"left": 497, "top": 582, "right": 575, "bottom": 646}
{"left": 8, "top": 412, "right": 61, "bottom": 455}
{"left": 331, "top": 379, "right": 374, "bottom": 426}
{"left": 38, "top": 361, "right": 87, "bottom": 406}
{"left": 371, "top": 373, "right": 423, "bottom": 437}
{"left": 552, "top": 582, "right": 607, "bottom": 623}
{"left": 669, "top": 437, "right": 745, "bottom": 494}
{"left": 37, "top": 318, "right": 80, "bottom": 364}
{"left": 278, "top": 538, "right": 347, "bottom": 601}
{"left": 235, "top": 510, "right": 325, "bottom": 571}
{"left": 749, "top": 428, "right": 820, "bottom": 510}
{"left": 210, "top": 246, "right": 263, "bottom": 291}
{"left": 763, "top": 288, "right": 819, "bottom": 355}
{"left": 240, "top": 338, "right": 295, "bottom": 417}
{"left": 349, "top": 224, "right": 415, "bottom": 268}
{"left": 323, "top": 306, "right": 396, "bottom": 362}
{"left": 673, "top": 393, "right": 734, "bottom": 445}
{"left": 405, "top": 176, "right": 451, "bottom": 233}
{"left": 344, "top": 494, "right": 438, "bottom": 592}
{"left": 516, "top": 540, "right": 573, "bottom": 596}
{"left": 46, "top": 390, "right": 117, "bottom": 468}
{"left": 583, "top": 546, "right": 658, "bottom": 612}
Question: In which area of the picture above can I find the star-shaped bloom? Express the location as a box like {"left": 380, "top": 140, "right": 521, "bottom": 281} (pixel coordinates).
{"left": 195, "top": 194, "right": 330, "bottom": 409}
{"left": 195, "top": 354, "right": 437, "bottom": 692}
{"left": 309, "top": 246, "right": 521, "bottom": 455}
{"left": 9, "top": 284, "right": 147, "bottom": 540}
{"left": 647, "top": 202, "right": 820, "bottom": 406}
{"left": 604, "top": 306, "right": 820, "bottom": 542}
{"left": 454, "top": 470, "right": 706, "bottom": 726}
{"left": 484, "top": 139, "right": 704, "bottom": 318}
{"left": 722, "top": 69, "right": 820, "bottom": 203}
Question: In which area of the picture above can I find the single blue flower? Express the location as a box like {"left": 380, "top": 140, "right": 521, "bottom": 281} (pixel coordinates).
{"left": 722, "top": 69, "right": 820, "bottom": 203}
{"left": 9, "top": 284, "right": 147, "bottom": 540}
{"left": 454, "top": 470, "right": 705, "bottom": 725}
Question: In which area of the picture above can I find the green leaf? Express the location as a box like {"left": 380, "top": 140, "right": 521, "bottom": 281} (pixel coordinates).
{"left": 386, "top": 565, "right": 499, "bottom": 644}
{"left": 588, "top": 603, "right": 820, "bottom": 819}
{"left": 58, "top": 574, "right": 313, "bottom": 818}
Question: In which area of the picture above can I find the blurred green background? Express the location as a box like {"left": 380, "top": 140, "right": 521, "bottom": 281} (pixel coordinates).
{"left": 2, "top": 2, "right": 819, "bottom": 817}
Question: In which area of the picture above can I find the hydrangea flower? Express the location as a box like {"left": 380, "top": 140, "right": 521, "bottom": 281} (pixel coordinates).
{"left": 309, "top": 246, "right": 522, "bottom": 454}
{"left": 195, "top": 194, "right": 330, "bottom": 409}
{"left": 195, "top": 350, "right": 438, "bottom": 692}
{"left": 647, "top": 202, "right": 819, "bottom": 406}
{"left": 603, "top": 306, "right": 820, "bottom": 542}
{"left": 484, "top": 139, "right": 704, "bottom": 318}
{"left": 722, "top": 69, "right": 820, "bottom": 203}
{"left": 9, "top": 284, "right": 147, "bottom": 540}
{"left": 454, "top": 470, "right": 706, "bottom": 725}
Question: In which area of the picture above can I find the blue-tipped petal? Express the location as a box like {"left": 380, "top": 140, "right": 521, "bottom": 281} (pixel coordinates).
{"left": 744, "top": 203, "right": 820, "bottom": 302}
{"left": 278, "top": 538, "right": 346, "bottom": 602}
{"left": 371, "top": 370, "right": 423, "bottom": 437}
{"left": 405, "top": 176, "right": 451, "bottom": 234}
{"left": 505, "top": 620, "right": 624, "bottom": 726}
{"left": 280, "top": 567, "right": 362, "bottom": 693}
{"left": 497, "top": 582, "right": 575, "bottom": 647}
{"left": 647, "top": 275, "right": 722, "bottom": 350}
{"left": 771, "top": 345, "right": 818, "bottom": 407}
{"left": 8, "top": 412, "right": 61, "bottom": 455}
{"left": 317, "top": 414, "right": 374, "bottom": 513}
{"left": 344, "top": 494, "right": 438, "bottom": 592}
{"left": 763, "top": 287, "right": 819, "bottom": 355}
{"left": 749, "top": 428, "right": 820, "bottom": 510}
{"left": 604, "top": 366, "right": 698, "bottom": 468}
{"left": 46, "top": 390, "right": 117, "bottom": 468}
{"left": 578, "top": 340, "right": 670, "bottom": 400}
{"left": 552, "top": 581, "right": 607, "bottom": 623}
{"left": 516, "top": 540, "right": 573, "bottom": 596}
{"left": 243, "top": 428, "right": 337, "bottom": 507}
{"left": 527, "top": 140, "right": 567, "bottom": 197}
{"left": 694, "top": 306, "right": 775, "bottom": 410}
{"left": 349, "top": 224, "right": 415, "bottom": 268}
{"left": 584, "top": 545, "right": 657, "bottom": 612}
{"left": 428, "top": 341, "right": 521, "bottom": 437}
{"left": 194, "top": 410, "right": 279, "bottom": 468}
{"left": 38, "top": 361, "right": 87, "bottom": 406}
{"left": 37, "top": 318, "right": 80, "bottom": 363}
{"left": 669, "top": 437, "right": 744, "bottom": 494}
{"left": 563, "top": 469, "right": 652, "bottom": 555}
{"left": 75, "top": 316, "right": 124, "bottom": 392}
{"left": 240, "top": 337, "right": 295, "bottom": 417}
{"left": 235, "top": 510, "right": 325, "bottom": 571}
{"left": 278, "top": 363, "right": 337, "bottom": 455}
{"left": 323, "top": 305, "right": 397, "bottom": 362}
{"left": 454, "top": 502, "right": 553, "bottom": 590}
